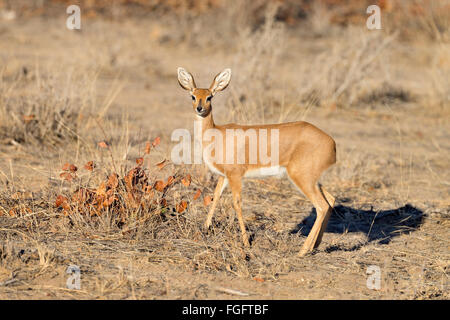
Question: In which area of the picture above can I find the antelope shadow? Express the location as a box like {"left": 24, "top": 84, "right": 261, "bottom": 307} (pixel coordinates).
{"left": 290, "top": 203, "right": 425, "bottom": 252}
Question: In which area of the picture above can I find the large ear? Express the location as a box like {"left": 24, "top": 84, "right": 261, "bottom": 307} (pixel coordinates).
{"left": 209, "top": 68, "right": 231, "bottom": 95}
{"left": 177, "top": 67, "right": 196, "bottom": 91}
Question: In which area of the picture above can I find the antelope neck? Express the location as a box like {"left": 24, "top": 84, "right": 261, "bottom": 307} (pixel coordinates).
{"left": 199, "top": 111, "right": 215, "bottom": 134}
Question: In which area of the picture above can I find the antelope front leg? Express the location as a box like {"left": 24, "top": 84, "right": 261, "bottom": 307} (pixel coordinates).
{"left": 204, "top": 176, "right": 227, "bottom": 229}
{"left": 229, "top": 176, "right": 250, "bottom": 247}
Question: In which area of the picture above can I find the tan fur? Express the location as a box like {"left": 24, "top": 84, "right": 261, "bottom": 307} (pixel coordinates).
{"left": 178, "top": 68, "right": 337, "bottom": 256}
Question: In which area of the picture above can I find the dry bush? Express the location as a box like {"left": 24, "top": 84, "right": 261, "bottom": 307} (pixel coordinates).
{"left": 47, "top": 137, "right": 194, "bottom": 223}
{"left": 224, "top": 3, "right": 293, "bottom": 124}
{"left": 0, "top": 69, "right": 96, "bottom": 147}
{"left": 54, "top": 162, "right": 192, "bottom": 229}
{"left": 384, "top": 0, "right": 450, "bottom": 43}
{"left": 0, "top": 136, "right": 188, "bottom": 222}
{"left": 306, "top": 0, "right": 334, "bottom": 37}
{"left": 167, "top": 0, "right": 280, "bottom": 49}
{"left": 296, "top": 28, "right": 398, "bottom": 108}
{"left": 356, "top": 83, "right": 414, "bottom": 107}
{"left": 226, "top": 18, "right": 398, "bottom": 124}
{"left": 428, "top": 43, "right": 450, "bottom": 108}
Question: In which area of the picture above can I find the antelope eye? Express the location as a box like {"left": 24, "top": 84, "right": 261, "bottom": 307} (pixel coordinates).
{"left": 191, "top": 95, "right": 195, "bottom": 101}
{"left": 206, "top": 96, "right": 212, "bottom": 102}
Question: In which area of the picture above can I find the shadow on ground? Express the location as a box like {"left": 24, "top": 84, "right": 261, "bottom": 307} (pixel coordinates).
{"left": 291, "top": 204, "right": 425, "bottom": 252}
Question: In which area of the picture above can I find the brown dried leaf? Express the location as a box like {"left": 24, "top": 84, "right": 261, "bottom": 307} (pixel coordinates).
{"left": 60, "top": 172, "right": 74, "bottom": 182}
{"left": 96, "top": 181, "right": 107, "bottom": 196}
{"left": 166, "top": 175, "right": 175, "bottom": 186}
{"left": 181, "top": 174, "right": 191, "bottom": 187}
{"left": 144, "top": 141, "right": 151, "bottom": 154}
{"left": 62, "top": 163, "right": 77, "bottom": 173}
{"left": 9, "top": 206, "right": 32, "bottom": 217}
{"left": 55, "top": 195, "right": 68, "bottom": 208}
{"left": 176, "top": 200, "right": 188, "bottom": 213}
{"left": 154, "top": 180, "right": 166, "bottom": 192}
{"left": 84, "top": 161, "right": 95, "bottom": 171}
{"left": 203, "top": 195, "right": 212, "bottom": 206}
{"left": 107, "top": 173, "right": 119, "bottom": 189}
{"left": 136, "top": 157, "right": 144, "bottom": 166}
{"left": 143, "top": 184, "right": 153, "bottom": 193}
{"left": 156, "top": 159, "right": 167, "bottom": 170}
{"left": 152, "top": 136, "right": 161, "bottom": 147}
{"left": 22, "top": 114, "right": 35, "bottom": 123}
{"left": 106, "top": 195, "right": 116, "bottom": 206}
{"left": 8, "top": 208, "right": 16, "bottom": 217}
{"left": 98, "top": 141, "right": 109, "bottom": 149}
{"left": 193, "top": 189, "right": 202, "bottom": 200}
{"left": 124, "top": 167, "right": 148, "bottom": 191}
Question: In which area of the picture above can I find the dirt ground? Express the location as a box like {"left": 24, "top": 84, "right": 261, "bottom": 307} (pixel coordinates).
{"left": 0, "top": 5, "right": 449, "bottom": 300}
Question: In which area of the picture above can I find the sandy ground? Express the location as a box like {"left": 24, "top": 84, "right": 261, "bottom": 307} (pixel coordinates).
{"left": 0, "top": 14, "right": 448, "bottom": 299}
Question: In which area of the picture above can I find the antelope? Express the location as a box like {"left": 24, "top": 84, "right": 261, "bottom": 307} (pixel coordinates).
{"left": 177, "top": 67, "right": 336, "bottom": 256}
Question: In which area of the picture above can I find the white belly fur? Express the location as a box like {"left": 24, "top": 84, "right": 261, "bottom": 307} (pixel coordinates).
{"left": 203, "top": 158, "right": 286, "bottom": 180}
{"left": 244, "top": 166, "right": 287, "bottom": 179}
{"left": 203, "top": 149, "right": 286, "bottom": 179}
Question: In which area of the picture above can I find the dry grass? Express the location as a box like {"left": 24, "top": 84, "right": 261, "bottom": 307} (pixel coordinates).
{"left": 0, "top": 69, "right": 93, "bottom": 147}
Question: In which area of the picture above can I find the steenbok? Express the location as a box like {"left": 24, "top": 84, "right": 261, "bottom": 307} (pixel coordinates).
{"left": 177, "top": 67, "right": 336, "bottom": 256}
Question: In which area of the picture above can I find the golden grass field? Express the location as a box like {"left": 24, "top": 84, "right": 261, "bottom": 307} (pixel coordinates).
{"left": 0, "top": 0, "right": 449, "bottom": 299}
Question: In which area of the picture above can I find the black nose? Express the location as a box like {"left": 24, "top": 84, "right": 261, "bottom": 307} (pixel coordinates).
{"left": 196, "top": 106, "right": 202, "bottom": 112}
